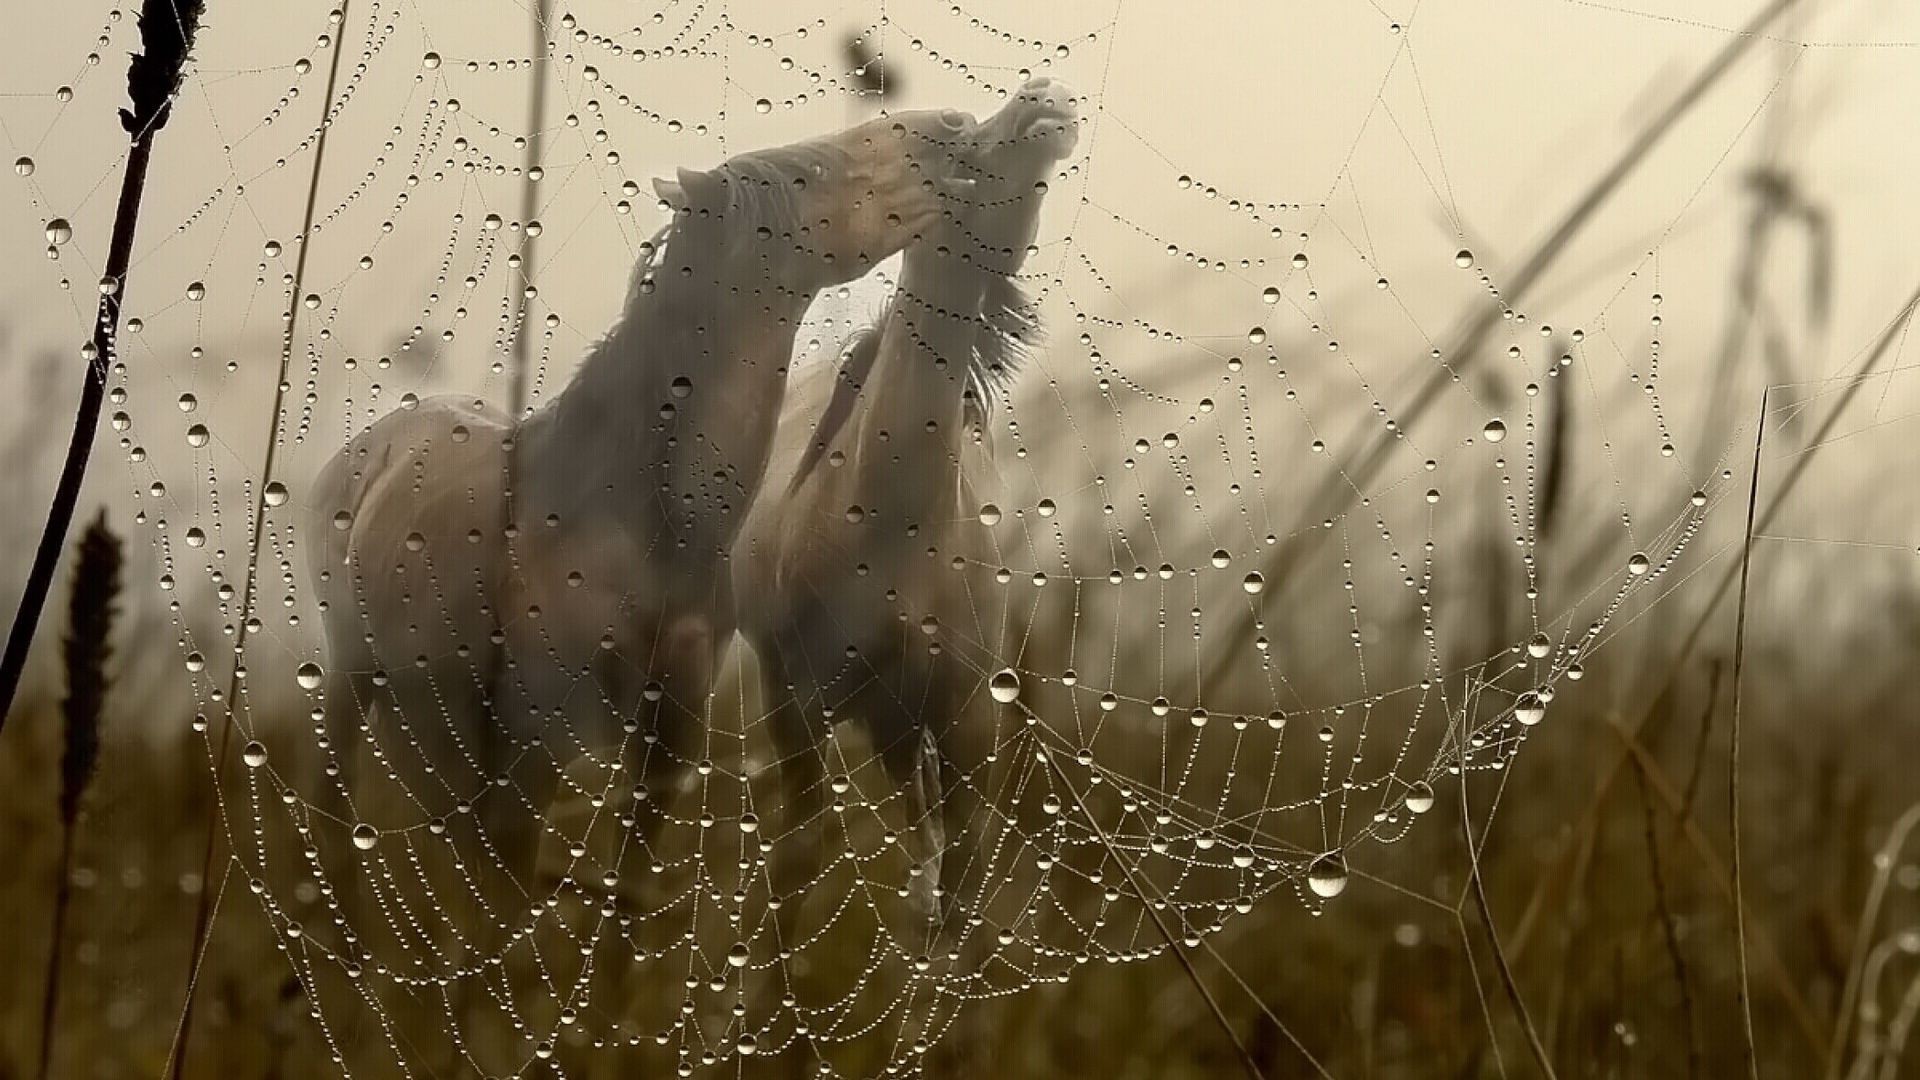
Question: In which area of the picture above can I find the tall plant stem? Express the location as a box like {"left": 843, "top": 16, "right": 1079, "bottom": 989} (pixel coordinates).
{"left": 167, "top": 4, "right": 352, "bottom": 1075}
{"left": 0, "top": 0, "right": 205, "bottom": 730}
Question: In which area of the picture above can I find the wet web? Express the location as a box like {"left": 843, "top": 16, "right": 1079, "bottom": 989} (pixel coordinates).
{"left": 3, "top": 0, "right": 1864, "bottom": 1075}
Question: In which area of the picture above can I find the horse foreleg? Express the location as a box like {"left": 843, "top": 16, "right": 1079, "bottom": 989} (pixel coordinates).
{"left": 879, "top": 724, "right": 949, "bottom": 937}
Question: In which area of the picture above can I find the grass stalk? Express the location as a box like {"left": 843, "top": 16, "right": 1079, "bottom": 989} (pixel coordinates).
{"left": 1728, "top": 387, "right": 1771, "bottom": 1080}
{"left": 1632, "top": 757, "right": 1702, "bottom": 1080}
{"left": 168, "top": 4, "right": 354, "bottom": 1074}
{"left": 1457, "top": 715, "right": 1557, "bottom": 1078}
{"left": 0, "top": 0, "right": 204, "bottom": 731}
{"left": 35, "top": 512, "right": 121, "bottom": 1080}
{"left": 1204, "top": 0, "right": 1803, "bottom": 692}
{"left": 1037, "top": 739, "right": 1267, "bottom": 1080}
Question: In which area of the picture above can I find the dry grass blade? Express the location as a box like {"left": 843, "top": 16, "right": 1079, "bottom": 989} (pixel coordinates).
{"left": 1827, "top": 801, "right": 1920, "bottom": 1080}
{"left": 1728, "top": 387, "right": 1770, "bottom": 1080}
{"left": 0, "top": 0, "right": 204, "bottom": 730}
{"left": 1633, "top": 757, "right": 1702, "bottom": 1080}
{"left": 1203, "top": 0, "right": 1803, "bottom": 692}
{"left": 1037, "top": 741, "right": 1267, "bottom": 1080}
{"left": 1457, "top": 711, "right": 1557, "bottom": 1078}
{"left": 37, "top": 511, "right": 122, "bottom": 1080}
{"left": 169, "top": 4, "right": 354, "bottom": 1074}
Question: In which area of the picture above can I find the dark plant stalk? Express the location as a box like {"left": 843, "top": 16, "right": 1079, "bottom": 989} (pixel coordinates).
{"left": 486, "top": 0, "right": 551, "bottom": 752}
{"left": 1203, "top": 0, "right": 1802, "bottom": 692}
{"left": 0, "top": 0, "right": 204, "bottom": 732}
{"left": 1457, "top": 710, "right": 1557, "bottom": 1079}
{"left": 1037, "top": 740, "right": 1267, "bottom": 1080}
{"left": 35, "top": 513, "right": 121, "bottom": 1080}
{"left": 1728, "top": 387, "right": 1770, "bottom": 1080}
{"left": 168, "top": 4, "right": 352, "bottom": 1075}
{"left": 1632, "top": 758, "right": 1701, "bottom": 1080}
{"left": 507, "top": 0, "right": 550, "bottom": 424}
{"left": 1537, "top": 346, "right": 1571, "bottom": 544}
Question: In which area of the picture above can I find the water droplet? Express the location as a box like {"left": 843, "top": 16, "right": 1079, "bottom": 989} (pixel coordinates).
{"left": 263, "top": 481, "right": 290, "bottom": 507}
{"left": 242, "top": 741, "right": 269, "bottom": 768}
{"left": 482, "top": 213, "right": 503, "bottom": 231}
{"left": 185, "top": 280, "right": 206, "bottom": 301}
{"left": 1454, "top": 249, "right": 1475, "bottom": 269}
{"left": 1405, "top": 781, "right": 1435, "bottom": 814}
{"left": 422, "top": 51, "right": 442, "bottom": 69}
{"left": 1627, "top": 552, "right": 1651, "bottom": 576}
{"left": 1514, "top": 691, "right": 1546, "bottom": 726}
{"left": 184, "top": 652, "right": 206, "bottom": 673}
{"left": 185, "top": 424, "right": 209, "bottom": 447}
{"left": 669, "top": 375, "right": 693, "bottom": 398}
{"left": 1261, "top": 286, "right": 1280, "bottom": 304}
{"left": 1307, "top": 853, "right": 1349, "bottom": 898}
{"left": 978, "top": 503, "right": 1003, "bottom": 526}
{"left": 14, "top": 156, "right": 34, "bottom": 176}
{"left": 989, "top": 668, "right": 1021, "bottom": 703}
{"left": 295, "top": 661, "right": 324, "bottom": 690}
{"left": 45, "top": 219, "right": 72, "bottom": 246}
{"left": 727, "top": 942, "right": 751, "bottom": 967}
{"left": 1242, "top": 571, "right": 1265, "bottom": 595}
{"left": 351, "top": 823, "right": 379, "bottom": 850}
{"left": 755, "top": 98, "right": 773, "bottom": 114}
{"left": 1482, "top": 419, "right": 1507, "bottom": 443}
{"left": 1527, "top": 633, "right": 1551, "bottom": 659}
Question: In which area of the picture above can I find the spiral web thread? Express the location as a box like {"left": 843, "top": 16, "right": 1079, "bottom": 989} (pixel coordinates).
{"left": 2, "top": 0, "right": 1847, "bottom": 1074}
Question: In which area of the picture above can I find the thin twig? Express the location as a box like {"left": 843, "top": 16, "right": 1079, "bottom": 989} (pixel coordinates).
{"left": 1458, "top": 719, "right": 1557, "bottom": 1078}
{"left": 1632, "top": 757, "right": 1702, "bottom": 1080}
{"left": 1204, "top": 0, "right": 1805, "bottom": 692}
{"left": 1675, "top": 661, "right": 1724, "bottom": 833}
{"left": 168, "top": 5, "right": 353, "bottom": 1075}
{"left": 1728, "top": 387, "right": 1770, "bottom": 1080}
{"left": 0, "top": 0, "right": 203, "bottom": 729}
{"left": 1038, "top": 741, "right": 1266, "bottom": 1080}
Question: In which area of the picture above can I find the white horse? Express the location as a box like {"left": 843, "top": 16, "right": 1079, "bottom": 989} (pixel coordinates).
{"left": 735, "top": 78, "right": 1079, "bottom": 951}
{"left": 302, "top": 109, "right": 989, "bottom": 1071}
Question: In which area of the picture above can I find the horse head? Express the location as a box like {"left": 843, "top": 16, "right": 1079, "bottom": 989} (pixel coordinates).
{"left": 650, "top": 109, "right": 989, "bottom": 296}
{"left": 943, "top": 76, "right": 1080, "bottom": 270}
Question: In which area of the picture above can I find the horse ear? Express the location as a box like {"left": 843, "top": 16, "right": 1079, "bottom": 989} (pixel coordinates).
{"left": 676, "top": 166, "right": 728, "bottom": 212}
{"left": 652, "top": 175, "right": 685, "bottom": 208}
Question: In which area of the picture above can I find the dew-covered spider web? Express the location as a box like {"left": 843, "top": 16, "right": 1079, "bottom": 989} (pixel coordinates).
{"left": 11, "top": 0, "right": 1913, "bottom": 1075}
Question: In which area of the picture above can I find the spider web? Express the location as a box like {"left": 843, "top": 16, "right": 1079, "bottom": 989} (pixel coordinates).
{"left": 7, "top": 0, "right": 1893, "bottom": 1075}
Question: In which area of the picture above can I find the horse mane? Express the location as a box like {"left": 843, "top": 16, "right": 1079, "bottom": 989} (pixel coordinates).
{"left": 786, "top": 266, "right": 1035, "bottom": 496}
{"left": 556, "top": 136, "right": 862, "bottom": 422}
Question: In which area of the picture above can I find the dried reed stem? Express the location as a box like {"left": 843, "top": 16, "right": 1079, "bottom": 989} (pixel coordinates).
{"left": 1205, "top": 0, "right": 1803, "bottom": 691}
{"left": 168, "top": 4, "right": 353, "bottom": 1074}
{"left": 0, "top": 0, "right": 203, "bottom": 730}
{"left": 1632, "top": 757, "right": 1702, "bottom": 1080}
{"left": 35, "top": 512, "right": 121, "bottom": 1080}
{"left": 1457, "top": 716, "right": 1557, "bottom": 1078}
{"left": 1037, "top": 741, "right": 1267, "bottom": 1079}
{"left": 1728, "top": 387, "right": 1770, "bottom": 1080}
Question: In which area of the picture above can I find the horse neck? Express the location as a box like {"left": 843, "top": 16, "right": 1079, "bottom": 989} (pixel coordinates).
{"left": 528, "top": 232, "right": 811, "bottom": 549}
{"left": 841, "top": 254, "right": 995, "bottom": 530}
